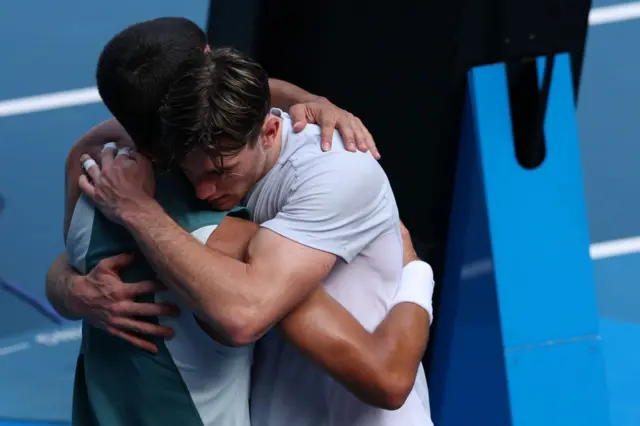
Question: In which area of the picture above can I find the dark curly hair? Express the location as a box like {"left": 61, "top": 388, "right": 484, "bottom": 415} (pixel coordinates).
{"left": 96, "top": 17, "right": 207, "bottom": 157}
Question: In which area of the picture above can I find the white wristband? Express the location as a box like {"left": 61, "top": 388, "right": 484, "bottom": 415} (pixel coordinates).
{"left": 392, "top": 260, "right": 435, "bottom": 324}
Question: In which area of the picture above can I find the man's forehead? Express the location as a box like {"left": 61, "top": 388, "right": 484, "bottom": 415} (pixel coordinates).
{"left": 182, "top": 150, "right": 240, "bottom": 172}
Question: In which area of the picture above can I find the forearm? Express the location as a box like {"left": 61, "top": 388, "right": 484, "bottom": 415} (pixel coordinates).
{"left": 45, "top": 253, "right": 81, "bottom": 320}
{"left": 281, "top": 289, "right": 428, "bottom": 410}
{"left": 120, "top": 200, "right": 268, "bottom": 342}
{"left": 268, "top": 78, "right": 328, "bottom": 110}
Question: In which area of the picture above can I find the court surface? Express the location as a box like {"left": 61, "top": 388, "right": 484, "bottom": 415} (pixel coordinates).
{"left": 0, "top": 1, "right": 639, "bottom": 424}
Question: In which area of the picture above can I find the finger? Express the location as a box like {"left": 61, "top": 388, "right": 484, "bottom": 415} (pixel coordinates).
{"left": 112, "top": 300, "right": 181, "bottom": 317}
{"left": 101, "top": 142, "right": 117, "bottom": 170}
{"left": 99, "top": 252, "right": 136, "bottom": 272}
{"left": 128, "top": 151, "right": 148, "bottom": 166}
{"left": 115, "top": 147, "right": 139, "bottom": 167}
{"left": 123, "top": 280, "right": 168, "bottom": 296}
{"left": 336, "top": 118, "right": 356, "bottom": 152}
{"left": 80, "top": 155, "right": 101, "bottom": 183}
{"left": 370, "top": 140, "right": 381, "bottom": 160}
{"left": 350, "top": 116, "right": 368, "bottom": 153}
{"left": 78, "top": 174, "right": 96, "bottom": 199}
{"left": 115, "top": 148, "right": 134, "bottom": 167}
{"left": 105, "top": 326, "right": 159, "bottom": 353}
{"left": 110, "top": 316, "right": 175, "bottom": 338}
{"left": 353, "top": 117, "right": 369, "bottom": 152}
{"left": 320, "top": 122, "right": 336, "bottom": 152}
{"left": 117, "top": 147, "right": 133, "bottom": 157}
{"left": 289, "top": 105, "right": 307, "bottom": 133}
{"left": 102, "top": 142, "right": 117, "bottom": 152}
{"left": 356, "top": 118, "right": 380, "bottom": 159}
{"left": 293, "top": 121, "right": 306, "bottom": 133}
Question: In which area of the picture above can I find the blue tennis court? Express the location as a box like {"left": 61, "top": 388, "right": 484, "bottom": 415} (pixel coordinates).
{"left": 0, "top": 0, "right": 638, "bottom": 424}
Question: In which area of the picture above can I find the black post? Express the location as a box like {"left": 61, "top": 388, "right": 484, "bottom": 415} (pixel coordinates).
{"left": 205, "top": 0, "right": 592, "bottom": 383}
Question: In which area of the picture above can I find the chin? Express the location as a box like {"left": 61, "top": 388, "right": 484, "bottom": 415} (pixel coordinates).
{"left": 211, "top": 198, "right": 237, "bottom": 211}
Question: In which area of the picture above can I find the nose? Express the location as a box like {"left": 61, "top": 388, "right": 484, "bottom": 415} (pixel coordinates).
{"left": 196, "top": 182, "right": 217, "bottom": 201}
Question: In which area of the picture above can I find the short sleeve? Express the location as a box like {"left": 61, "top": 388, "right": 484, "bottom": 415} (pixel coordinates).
{"left": 260, "top": 152, "right": 396, "bottom": 262}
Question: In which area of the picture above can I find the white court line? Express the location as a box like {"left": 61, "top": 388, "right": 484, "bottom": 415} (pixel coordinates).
{"left": 590, "top": 236, "right": 640, "bottom": 259}
{"left": 0, "top": 3, "right": 636, "bottom": 118}
{"left": 589, "top": 1, "right": 640, "bottom": 26}
{"left": 0, "top": 87, "right": 100, "bottom": 117}
{"left": 0, "top": 5, "right": 637, "bottom": 261}
{"left": 0, "top": 342, "right": 30, "bottom": 357}
{"left": 459, "top": 236, "right": 640, "bottom": 279}
{"left": 459, "top": 236, "right": 640, "bottom": 280}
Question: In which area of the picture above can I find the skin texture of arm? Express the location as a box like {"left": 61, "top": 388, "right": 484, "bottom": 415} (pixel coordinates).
{"left": 51, "top": 76, "right": 358, "bottom": 328}
{"left": 268, "top": 78, "right": 328, "bottom": 110}
{"left": 52, "top": 125, "right": 132, "bottom": 319}
{"left": 121, "top": 198, "right": 337, "bottom": 346}
{"left": 57, "top": 140, "right": 429, "bottom": 408}
{"left": 203, "top": 216, "right": 429, "bottom": 410}
{"left": 46, "top": 253, "right": 79, "bottom": 320}
{"left": 54, "top": 77, "right": 321, "bottom": 309}
{"left": 50, "top": 140, "right": 173, "bottom": 349}
{"left": 62, "top": 77, "right": 332, "bottom": 237}
{"left": 88, "top": 139, "right": 392, "bottom": 348}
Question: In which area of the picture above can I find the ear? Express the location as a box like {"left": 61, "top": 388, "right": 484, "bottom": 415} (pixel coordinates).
{"left": 260, "top": 115, "right": 281, "bottom": 149}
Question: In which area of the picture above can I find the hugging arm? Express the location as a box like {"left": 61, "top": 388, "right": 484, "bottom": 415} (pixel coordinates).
{"left": 204, "top": 217, "right": 433, "bottom": 410}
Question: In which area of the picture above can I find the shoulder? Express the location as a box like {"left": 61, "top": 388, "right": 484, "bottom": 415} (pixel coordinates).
{"left": 66, "top": 196, "right": 135, "bottom": 274}
{"left": 274, "top": 116, "right": 392, "bottom": 216}
{"left": 66, "top": 196, "right": 96, "bottom": 273}
{"left": 290, "top": 148, "right": 388, "bottom": 207}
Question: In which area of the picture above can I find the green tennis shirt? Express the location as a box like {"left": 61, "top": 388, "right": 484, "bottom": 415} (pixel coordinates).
{"left": 66, "top": 171, "right": 253, "bottom": 426}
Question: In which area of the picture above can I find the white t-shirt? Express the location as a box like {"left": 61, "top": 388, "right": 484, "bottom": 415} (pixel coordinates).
{"left": 247, "top": 110, "right": 433, "bottom": 426}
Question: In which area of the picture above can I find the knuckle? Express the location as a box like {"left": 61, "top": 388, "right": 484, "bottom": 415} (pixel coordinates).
{"left": 139, "top": 323, "right": 154, "bottom": 335}
{"left": 104, "top": 313, "right": 118, "bottom": 325}
{"left": 106, "top": 302, "right": 119, "bottom": 314}
{"left": 109, "top": 301, "right": 124, "bottom": 314}
{"left": 96, "top": 258, "right": 111, "bottom": 271}
{"left": 112, "top": 290, "right": 127, "bottom": 301}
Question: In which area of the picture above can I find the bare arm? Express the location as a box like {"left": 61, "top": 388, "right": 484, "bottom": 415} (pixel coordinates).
{"left": 269, "top": 78, "right": 328, "bottom": 110}
{"left": 205, "top": 217, "right": 431, "bottom": 410}
{"left": 53, "top": 125, "right": 130, "bottom": 319}
{"left": 269, "top": 79, "right": 376, "bottom": 155}
{"left": 64, "top": 79, "right": 316, "bottom": 235}
{"left": 52, "top": 124, "right": 131, "bottom": 319}
{"left": 83, "top": 143, "right": 387, "bottom": 345}
{"left": 281, "top": 291, "right": 429, "bottom": 410}
{"left": 46, "top": 253, "right": 81, "bottom": 320}
{"left": 48, "top": 132, "right": 175, "bottom": 352}
{"left": 120, "top": 198, "right": 335, "bottom": 345}
{"left": 62, "top": 77, "right": 317, "bottom": 233}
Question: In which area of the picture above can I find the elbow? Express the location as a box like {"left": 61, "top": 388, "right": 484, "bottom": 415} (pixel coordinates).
{"left": 371, "top": 372, "right": 414, "bottom": 410}
{"left": 226, "top": 326, "right": 261, "bottom": 347}
{"left": 216, "top": 306, "right": 268, "bottom": 347}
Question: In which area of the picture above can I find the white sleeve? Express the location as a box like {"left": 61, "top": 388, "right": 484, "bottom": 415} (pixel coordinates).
{"left": 260, "top": 152, "right": 395, "bottom": 262}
